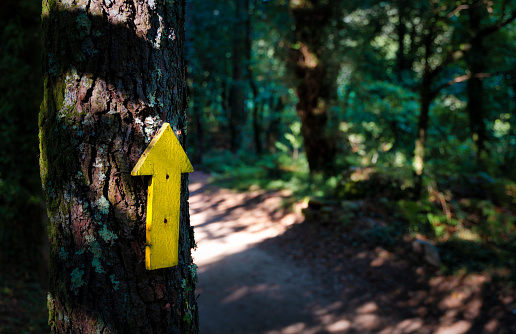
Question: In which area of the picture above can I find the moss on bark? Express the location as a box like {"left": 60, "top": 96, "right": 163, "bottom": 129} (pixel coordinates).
{"left": 40, "top": 1, "right": 199, "bottom": 332}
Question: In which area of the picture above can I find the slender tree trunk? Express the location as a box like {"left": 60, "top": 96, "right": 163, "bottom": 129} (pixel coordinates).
{"left": 245, "top": 0, "right": 262, "bottom": 155}
{"left": 395, "top": 1, "right": 408, "bottom": 82}
{"left": 253, "top": 101, "right": 263, "bottom": 155}
{"left": 229, "top": 0, "right": 246, "bottom": 152}
{"left": 192, "top": 83, "right": 204, "bottom": 164}
{"left": 288, "top": 1, "right": 337, "bottom": 174}
{"left": 414, "top": 84, "right": 431, "bottom": 197}
{"left": 0, "top": 0, "right": 46, "bottom": 277}
{"left": 466, "top": 5, "right": 488, "bottom": 163}
{"left": 186, "top": 0, "right": 203, "bottom": 165}
{"left": 40, "top": 1, "right": 199, "bottom": 332}
{"left": 265, "top": 96, "right": 284, "bottom": 154}
{"left": 413, "top": 19, "right": 436, "bottom": 198}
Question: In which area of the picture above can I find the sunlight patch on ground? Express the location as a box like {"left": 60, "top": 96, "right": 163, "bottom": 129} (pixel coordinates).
{"left": 189, "top": 173, "right": 511, "bottom": 334}
{"left": 222, "top": 284, "right": 279, "bottom": 304}
{"left": 434, "top": 320, "right": 471, "bottom": 334}
{"left": 378, "top": 318, "right": 424, "bottom": 333}
{"left": 189, "top": 178, "right": 302, "bottom": 267}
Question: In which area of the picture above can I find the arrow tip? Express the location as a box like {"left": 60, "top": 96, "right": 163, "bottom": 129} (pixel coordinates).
{"left": 132, "top": 122, "right": 194, "bottom": 176}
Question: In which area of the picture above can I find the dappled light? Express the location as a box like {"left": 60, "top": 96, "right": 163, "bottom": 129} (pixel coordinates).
{"left": 1, "top": 0, "right": 516, "bottom": 332}
{"left": 189, "top": 172, "right": 515, "bottom": 333}
{"left": 190, "top": 172, "right": 301, "bottom": 267}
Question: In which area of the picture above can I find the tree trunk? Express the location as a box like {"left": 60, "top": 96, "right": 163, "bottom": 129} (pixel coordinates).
{"left": 252, "top": 101, "right": 263, "bottom": 155}
{"left": 414, "top": 85, "right": 431, "bottom": 197}
{"left": 395, "top": 1, "right": 408, "bottom": 82}
{"left": 229, "top": 0, "right": 246, "bottom": 152}
{"left": 466, "top": 5, "right": 488, "bottom": 163}
{"left": 288, "top": 1, "right": 337, "bottom": 174}
{"left": 186, "top": 0, "right": 203, "bottom": 165}
{"left": 265, "top": 96, "right": 284, "bottom": 154}
{"left": 192, "top": 83, "right": 204, "bottom": 164}
{"left": 40, "top": 1, "right": 199, "bottom": 333}
{"left": 246, "top": 0, "right": 262, "bottom": 155}
{"left": 413, "top": 19, "right": 436, "bottom": 198}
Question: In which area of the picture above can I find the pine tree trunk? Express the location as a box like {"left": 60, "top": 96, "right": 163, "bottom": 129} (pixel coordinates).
{"left": 289, "top": 1, "right": 337, "bottom": 174}
{"left": 40, "top": 1, "right": 199, "bottom": 333}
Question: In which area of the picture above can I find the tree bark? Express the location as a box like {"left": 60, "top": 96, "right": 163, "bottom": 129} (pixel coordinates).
{"left": 40, "top": 1, "right": 199, "bottom": 333}
{"left": 288, "top": 0, "right": 338, "bottom": 174}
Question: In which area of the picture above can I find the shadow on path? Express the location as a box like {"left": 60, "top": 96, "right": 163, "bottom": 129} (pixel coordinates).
{"left": 189, "top": 172, "right": 516, "bottom": 334}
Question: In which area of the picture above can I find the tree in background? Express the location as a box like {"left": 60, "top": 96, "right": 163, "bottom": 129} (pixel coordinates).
{"left": 40, "top": 0, "right": 199, "bottom": 332}
{"left": 185, "top": 0, "right": 516, "bottom": 193}
{"left": 288, "top": 0, "right": 343, "bottom": 174}
{"left": 411, "top": 0, "right": 515, "bottom": 195}
{"left": 461, "top": 1, "right": 516, "bottom": 164}
{"left": 229, "top": 0, "right": 248, "bottom": 152}
{"left": 186, "top": 0, "right": 236, "bottom": 156}
{"left": 186, "top": 0, "right": 294, "bottom": 160}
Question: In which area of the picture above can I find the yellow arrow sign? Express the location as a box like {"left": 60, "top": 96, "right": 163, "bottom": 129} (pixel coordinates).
{"left": 131, "top": 122, "right": 193, "bottom": 270}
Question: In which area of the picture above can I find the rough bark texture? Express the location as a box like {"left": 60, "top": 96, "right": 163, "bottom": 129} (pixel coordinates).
{"left": 40, "top": 1, "right": 199, "bottom": 333}
{"left": 288, "top": 0, "right": 337, "bottom": 174}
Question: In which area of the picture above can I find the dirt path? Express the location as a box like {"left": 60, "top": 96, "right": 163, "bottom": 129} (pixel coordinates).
{"left": 188, "top": 172, "right": 514, "bottom": 334}
{"left": 189, "top": 172, "right": 348, "bottom": 334}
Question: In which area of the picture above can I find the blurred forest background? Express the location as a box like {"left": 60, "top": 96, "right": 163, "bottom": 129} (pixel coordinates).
{"left": 185, "top": 0, "right": 516, "bottom": 286}
{"left": 1, "top": 0, "right": 515, "bottom": 332}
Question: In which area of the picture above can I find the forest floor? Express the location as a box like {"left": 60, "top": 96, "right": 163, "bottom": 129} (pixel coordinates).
{"left": 190, "top": 171, "right": 516, "bottom": 334}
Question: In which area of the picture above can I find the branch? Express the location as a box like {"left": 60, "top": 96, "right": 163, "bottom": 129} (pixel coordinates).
{"left": 433, "top": 3, "right": 514, "bottom": 82}
{"left": 433, "top": 71, "right": 500, "bottom": 95}
{"left": 474, "top": 9, "right": 516, "bottom": 40}
{"left": 446, "top": 2, "right": 482, "bottom": 18}
{"left": 428, "top": 43, "right": 471, "bottom": 81}
{"left": 447, "top": 4, "right": 470, "bottom": 18}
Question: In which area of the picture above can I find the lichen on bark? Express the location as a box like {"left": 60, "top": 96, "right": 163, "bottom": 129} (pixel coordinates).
{"left": 40, "top": 1, "right": 199, "bottom": 332}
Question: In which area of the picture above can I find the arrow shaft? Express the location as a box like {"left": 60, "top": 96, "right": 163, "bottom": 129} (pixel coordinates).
{"left": 145, "top": 171, "right": 181, "bottom": 270}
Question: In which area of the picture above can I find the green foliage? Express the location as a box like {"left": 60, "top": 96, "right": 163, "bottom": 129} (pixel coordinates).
{"left": 335, "top": 167, "right": 412, "bottom": 200}
{"left": 183, "top": 0, "right": 516, "bottom": 281}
